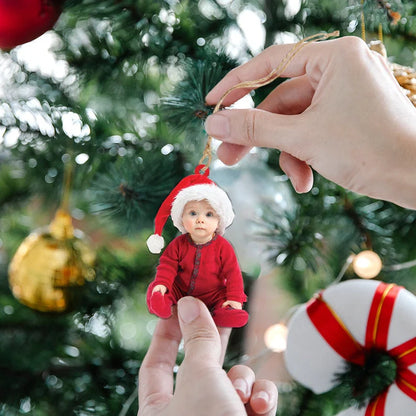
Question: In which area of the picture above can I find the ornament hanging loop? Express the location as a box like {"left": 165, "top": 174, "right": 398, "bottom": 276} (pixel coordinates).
{"left": 200, "top": 30, "right": 339, "bottom": 172}
{"left": 198, "top": 142, "right": 212, "bottom": 174}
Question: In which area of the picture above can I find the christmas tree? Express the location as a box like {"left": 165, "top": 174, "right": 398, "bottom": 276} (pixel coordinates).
{"left": 1, "top": 1, "right": 416, "bottom": 415}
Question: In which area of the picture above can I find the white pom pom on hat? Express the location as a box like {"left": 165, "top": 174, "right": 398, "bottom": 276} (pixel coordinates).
{"left": 146, "top": 164, "right": 234, "bottom": 253}
{"left": 146, "top": 234, "right": 165, "bottom": 254}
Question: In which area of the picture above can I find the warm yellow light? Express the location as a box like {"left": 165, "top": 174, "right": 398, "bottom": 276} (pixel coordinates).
{"left": 264, "top": 323, "right": 288, "bottom": 352}
{"left": 352, "top": 250, "right": 383, "bottom": 279}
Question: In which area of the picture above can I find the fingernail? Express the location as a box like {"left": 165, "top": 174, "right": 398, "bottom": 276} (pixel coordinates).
{"left": 287, "top": 175, "right": 299, "bottom": 193}
{"left": 252, "top": 390, "right": 269, "bottom": 403}
{"left": 232, "top": 378, "right": 248, "bottom": 398}
{"left": 178, "top": 297, "right": 200, "bottom": 324}
{"left": 205, "top": 114, "right": 230, "bottom": 139}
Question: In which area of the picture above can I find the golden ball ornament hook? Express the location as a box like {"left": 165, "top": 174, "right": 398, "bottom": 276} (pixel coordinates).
{"left": 8, "top": 209, "right": 95, "bottom": 312}
{"left": 352, "top": 250, "right": 383, "bottom": 279}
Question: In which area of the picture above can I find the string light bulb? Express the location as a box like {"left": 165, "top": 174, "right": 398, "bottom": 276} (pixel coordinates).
{"left": 264, "top": 323, "right": 288, "bottom": 352}
{"left": 352, "top": 250, "right": 383, "bottom": 279}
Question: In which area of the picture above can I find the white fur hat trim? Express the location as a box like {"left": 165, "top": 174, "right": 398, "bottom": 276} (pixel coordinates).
{"left": 171, "top": 183, "right": 234, "bottom": 235}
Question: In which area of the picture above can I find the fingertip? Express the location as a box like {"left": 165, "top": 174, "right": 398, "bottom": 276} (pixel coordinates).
{"left": 205, "top": 79, "right": 251, "bottom": 107}
{"left": 217, "top": 142, "right": 251, "bottom": 165}
{"left": 232, "top": 378, "right": 250, "bottom": 404}
{"left": 289, "top": 171, "right": 314, "bottom": 194}
{"left": 205, "top": 93, "right": 215, "bottom": 107}
{"left": 205, "top": 88, "right": 218, "bottom": 106}
{"left": 228, "top": 365, "right": 255, "bottom": 404}
{"left": 177, "top": 296, "right": 200, "bottom": 324}
{"left": 250, "top": 381, "right": 278, "bottom": 415}
{"left": 279, "top": 151, "right": 313, "bottom": 193}
{"left": 250, "top": 391, "right": 270, "bottom": 413}
{"left": 206, "top": 86, "right": 243, "bottom": 107}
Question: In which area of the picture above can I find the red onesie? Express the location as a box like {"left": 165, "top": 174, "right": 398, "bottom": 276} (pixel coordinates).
{"left": 147, "top": 233, "right": 248, "bottom": 327}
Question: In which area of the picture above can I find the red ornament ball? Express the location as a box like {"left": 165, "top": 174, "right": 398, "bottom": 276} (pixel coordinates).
{"left": 0, "top": 0, "right": 62, "bottom": 50}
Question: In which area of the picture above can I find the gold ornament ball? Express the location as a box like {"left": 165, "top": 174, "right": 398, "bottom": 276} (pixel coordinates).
{"left": 352, "top": 250, "right": 383, "bottom": 279}
{"left": 8, "top": 209, "right": 95, "bottom": 312}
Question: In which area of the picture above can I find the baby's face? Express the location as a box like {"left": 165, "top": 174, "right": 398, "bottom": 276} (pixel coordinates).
{"left": 181, "top": 200, "right": 219, "bottom": 244}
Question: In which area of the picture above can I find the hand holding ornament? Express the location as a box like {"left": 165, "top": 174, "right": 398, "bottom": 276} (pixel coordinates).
{"left": 205, "top": 36, "right": 416, "bottom": 210}
{"left": 138, "top": 297, "right": 278, "bottom": 416}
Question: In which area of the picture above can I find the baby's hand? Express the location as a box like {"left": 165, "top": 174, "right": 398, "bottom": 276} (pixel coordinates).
{"left": 152, "top": 284, "right": 167, "bottom": 295}
{"left": 222, "top": 300, "right": 242, "bottom": 309}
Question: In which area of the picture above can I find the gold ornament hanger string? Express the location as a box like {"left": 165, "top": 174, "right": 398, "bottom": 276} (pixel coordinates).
{"left": 361, "top": 1, "right": 401, "bottom": 43}
{"left": 361, "top": 0, "right": 367, "bottom": 41}
{"left": 50, "top": 156, "right": 75, "bottom": 239}
{"left": 199, "top": 31, "right": 340, "bottom": 173}
{"left": 378, "top": 23, "right": 383, "bottom": 43}
{"left": 60, "top": 157, "right": 73, "bottom": 212}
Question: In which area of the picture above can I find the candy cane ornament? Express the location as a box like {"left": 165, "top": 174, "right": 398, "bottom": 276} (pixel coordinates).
{"left": 284, "top": 279, "right": 416, "bottom": 415}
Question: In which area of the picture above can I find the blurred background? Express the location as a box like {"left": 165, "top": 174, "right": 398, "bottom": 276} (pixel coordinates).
{"left": 1, "top": 1, "right": 416, "bottom": 415}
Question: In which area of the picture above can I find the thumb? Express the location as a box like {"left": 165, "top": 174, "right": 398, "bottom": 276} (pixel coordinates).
{"left": 177, "top": 296, "right": 222, "bottom": 366}
{"left": 205, "top": 108, "right": 305, "bottom": 157}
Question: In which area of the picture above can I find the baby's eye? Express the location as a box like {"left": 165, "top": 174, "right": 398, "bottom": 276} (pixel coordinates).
{"left": 206, "top": 212, "right": 214, "bottom": 217}
{"left": 190, "top": 211, "right": 197, "bottom": 216}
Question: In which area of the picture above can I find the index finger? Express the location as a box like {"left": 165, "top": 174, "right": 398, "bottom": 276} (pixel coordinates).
{"left": 205, "top": 37, "right": 336, "bottom": 107}
{"left": 138, "top": 311, "right": 182, "bottom": 409}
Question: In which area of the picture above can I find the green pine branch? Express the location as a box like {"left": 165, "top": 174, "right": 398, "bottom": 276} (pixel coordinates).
{"left": 160, "top": 52, "right": 240, "bottom": 141}
{"left": 90, "top": 147, "right": 184, "bottom": 232}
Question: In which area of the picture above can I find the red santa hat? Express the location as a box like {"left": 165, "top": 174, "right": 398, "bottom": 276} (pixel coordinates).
{"left": 146, "top": 165, "right": 235, "bottom": 253}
